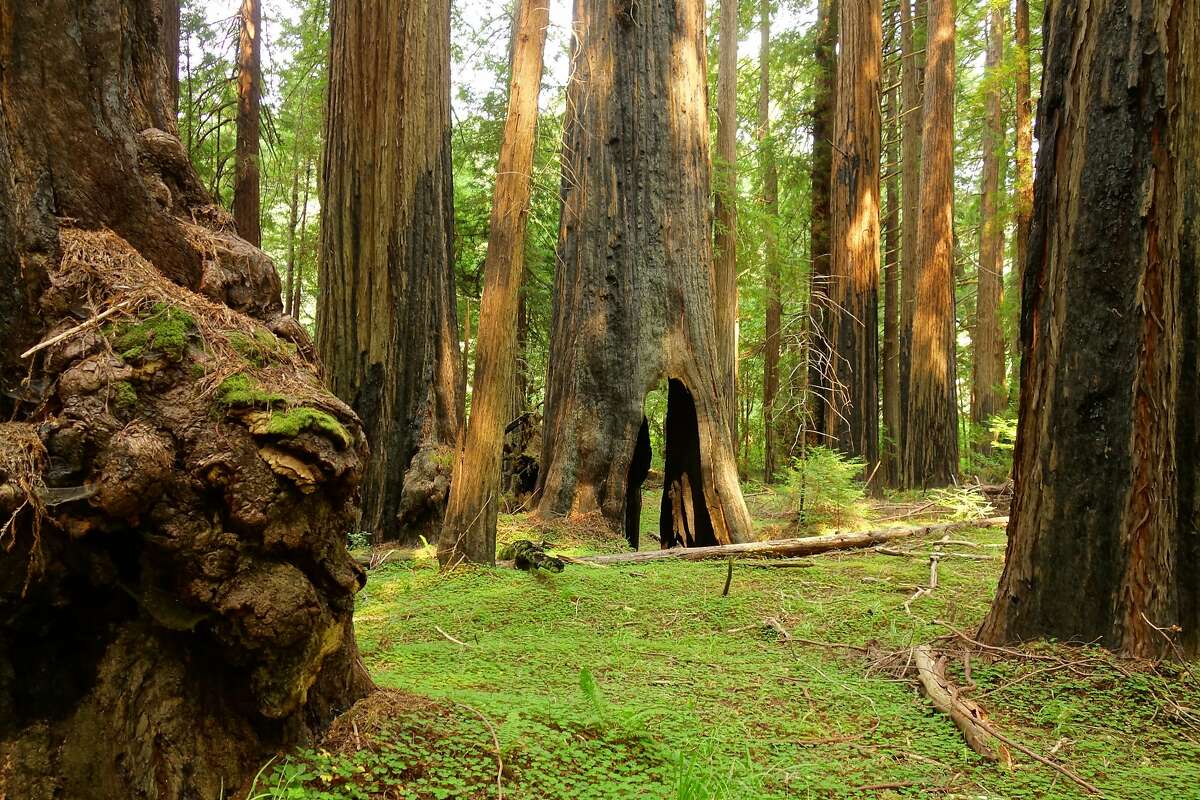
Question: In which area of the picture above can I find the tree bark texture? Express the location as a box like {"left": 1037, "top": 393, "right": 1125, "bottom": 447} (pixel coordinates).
{"left": 898, "top": 0, "right": 923, "bottom": 462}
{"left": 537, "top": 0, "right": 753, "bottom": 548}
{"left": 759, "top": 0, "right": 783, "bottom": 484}
{"left": 159, "top": 0, "right": 180, "bottom": 109}
{"left": 808, "top": 0, "right": 838, "bottom": 445}
{"left": 440, "top": 0, "right": 548, "bottom": 568}
{"left": 981, "top": 0, "right": 1200, "bottom": 658}
{"left": 971, "top": 4, "right": 1007, "bottom": 431}
{"left": 233, "top": 0, "right": 262, "bottom": 247}
{"left": 1010, "top": 0, "right": 1033, "bottom": 392}
{"left": 903, "top": 0, "right": 958, "bottom": 489}
{"left": 714, "top": 0, "right": 739, "bottom": 443}
{"left": 0, "top": 2, "right": 371, "bottom": 796}
{"left": 828, "top": 0, "right": 882, "bottom": 478}
{"left": 318, "top": 0, "right": 464, "bottom": 546}
{"left": 882, "top": 50, "right": 901, "bottom": 487}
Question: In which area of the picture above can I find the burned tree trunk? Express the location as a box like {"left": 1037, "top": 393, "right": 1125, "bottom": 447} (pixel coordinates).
{"left": 808, "top": 0, "right": 838, "bottom": 445}
{"left": 318, "top": 0, "right": 463, "bottom": 546}
{"left": 0, "top": 2, "right": 371, "bottom": 797}
{"left": 537, "top": 0, "right": 753, "bottom": 548}
{"left": 980, "top": 0, "right": 1200, "bottom": 658}
{"left": 233, "top": 0, "right": 261, "bottom": 247}
{"left": 828, "top": 0, "right": 882, "bottom": 479}
{"left": 971, "top": 4, "right": 1006, "bottom": 435}
{"left": 440, "top": 0, "right": 549, "bottom": 567}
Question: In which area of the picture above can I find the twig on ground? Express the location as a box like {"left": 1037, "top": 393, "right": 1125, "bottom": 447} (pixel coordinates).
{"left": 434, "top": 625, "right": 468, "bottom": 648}
{"left": 19, "top": 299, "right": 133, "bottom": 359}
{"left": 722, "top": 558, "right": 734, "bottom": 597}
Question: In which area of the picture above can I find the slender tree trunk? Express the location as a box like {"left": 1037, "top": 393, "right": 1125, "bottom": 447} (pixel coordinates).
{"left": 808, "top": 0, "right": 838, "bottom": 446}
{"left": 759, "top": 0, "right": 782, "bottom": 484}
{"left": 981, "top": 0, "right": 1199, "bottom": 658}
{"left": 318, "top": 0, "right": 463, "bottom": 545}
{"left": 440, "top": 0, "right": 548, "bottom": 567}
{"left": 0, "top": 2, "right": 370, "bottom": 795}
{"left": 828, "top": 0, "right": 882, "bottom": 485}
{"left": 294, "top": 155, "right": 312, "bottom": 319}
{"left": 1010, "top": 0, "right": 1033, "bottom": 395}
{"left": 971, "top": 4, "right": 1007, "bottom": 439}
{"left": 882, "top": 45, "right": 901, "bottom": 486}
{"left": 903, "top": 0, "right": 957, "bottom": 488}
{"left": 714, "top": 0, "right": 739, "bottom": 443}
{"left": 898, "top": 0, "right": 923, "bottom": 464}
{"left": 284, "top": 119, "right": 304, "bottom": 318}
{"left": 233, "top": 0, "right": 261, "bottom": 246}
{"left": 537, "top": 0, "right": 753, "bottom": 548}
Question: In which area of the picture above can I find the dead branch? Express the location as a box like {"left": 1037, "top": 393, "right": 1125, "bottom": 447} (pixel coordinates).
{"left": 913, "top": 645, "right": 1009, "bottom": 762}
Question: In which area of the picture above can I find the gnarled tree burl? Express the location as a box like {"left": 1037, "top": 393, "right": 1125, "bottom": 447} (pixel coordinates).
{"left": 537, "top": 0, "right": 753, "bottom": 549}
{"left": 0, "top": 2, "right": 371, "bottom": 796}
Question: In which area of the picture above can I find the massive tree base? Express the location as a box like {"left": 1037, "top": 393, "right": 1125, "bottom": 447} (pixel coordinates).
{"left": 0, "top": 136, "right": 372, "bottom": 800}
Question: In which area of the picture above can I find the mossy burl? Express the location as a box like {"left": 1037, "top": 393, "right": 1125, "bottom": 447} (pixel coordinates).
{"left": 216, "top": 373, "right": 351, "bottom": 447}
{"left": 111, "top": 303, "right": 196, "bottom": 362}
{"left": 227, "top": 327, "right": 297, "bottom": 367}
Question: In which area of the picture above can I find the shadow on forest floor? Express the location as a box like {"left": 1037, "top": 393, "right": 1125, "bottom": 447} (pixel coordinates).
{"left": 246, "top": 496, "right": 1200, "bottom": 799}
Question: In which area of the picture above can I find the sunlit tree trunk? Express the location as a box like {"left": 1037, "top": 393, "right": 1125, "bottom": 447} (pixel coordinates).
{"left": 537, "top": 0, "right": 753, "bottom": 548}
{"left": 808, "top": 0, "right": 838, "bottom": 446}
{"left": 233, "top": 0, "right": 261, "bottom": 246}
{"left": 318, "top": 0, "right": 463, "bottom": 545}
{"left": 440, "top": 0, "right": 548, "bottom": 567}
{"left": 1010, "top": 0, "right": 1033, "bottom": 394}
{"left": 828, "top": 0, "right": 882, "bottom": 486}
{"left": 898, "top": 0, "right": 923, "bottom": 464}
{"left": 903, "top": 0, "right": 957, "bottom": 488}
{"left": 759, "top": 0, "right": 782, "bottom": 483}
{"left": 714, "top": 0, "right": 739, "bottom": 443}
{"left": 981, "top": 0, "right": 1199, "bottom": 658}
{"left": 971, "top": 4, "right": 1006, "bottom": 438}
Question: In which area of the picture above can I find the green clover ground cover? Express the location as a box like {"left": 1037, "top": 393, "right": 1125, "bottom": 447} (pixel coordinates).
{"left": 251, "top": 514, "right": 1200, "bottom": 799}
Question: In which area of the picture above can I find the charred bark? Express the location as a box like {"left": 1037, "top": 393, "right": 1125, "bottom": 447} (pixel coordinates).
{"left": 0, "top": 2, "right": 371, "bottom": 796}
{"left": 318, "top": 0, "right": 463, "bottom": 546}
{"left": 980, "top": 0, "right": 1199, "bottom": 658}
{"left": 537, "top": 0, "right": 753, "bottom": 546}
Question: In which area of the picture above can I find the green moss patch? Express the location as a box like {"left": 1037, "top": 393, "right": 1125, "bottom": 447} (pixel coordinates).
{"left": 215, "top": 373, "right": 288, "bottom": 408}
{"left": 111, "top": 303, "right": 195, "bottom": 363}
{"left": 228, "top": 328, "right": 297, "bottom": 367}
{"left": 111, "top": 381, "right": 138, "bottom": 413}
{"left": 264, "top": 407, "right": 351, "bottom": 449}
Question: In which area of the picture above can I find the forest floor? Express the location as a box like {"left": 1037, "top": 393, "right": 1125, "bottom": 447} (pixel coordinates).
{"left": 250, "top": 492, "right": 1200, "bottom": 799}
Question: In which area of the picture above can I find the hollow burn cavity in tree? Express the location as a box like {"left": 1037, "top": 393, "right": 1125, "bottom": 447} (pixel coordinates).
{"left": 623, "top": 379, "right": 717, "bottom": 550}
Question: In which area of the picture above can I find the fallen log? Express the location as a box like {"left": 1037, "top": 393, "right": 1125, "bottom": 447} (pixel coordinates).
{"left": 573, "top": 517, "right": 1008, "bottom": 565}
{"left": 913, "top": 645, "right": 1008, "bottom": 762}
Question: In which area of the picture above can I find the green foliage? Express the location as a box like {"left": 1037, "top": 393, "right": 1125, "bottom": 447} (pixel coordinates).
{"left": 782, "top": 447, "right": 868, "bottom": 530}
{"left": 962, "top": 412, "right": 1018, "bottom": 482}
{"left": 111, "top": 381, "right": 138, "bottom": 413}
{"left": 111, "top": 304, "right": 195, "bottom": 363}
{"left": 926, "top": 486, "right": 996, "bottom": 521}
{"left": 265, "top": 407, "right": 351, "bottom": 448}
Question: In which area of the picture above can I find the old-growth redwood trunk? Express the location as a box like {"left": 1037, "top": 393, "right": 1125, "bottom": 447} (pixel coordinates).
{"left": 828, "top": 0, "right": 882, "bottom": 481}
{"left": 882, "top": 48, "right": 901, "bottom": 486}
{"left": 897, "top": 0, "right": 923, "bottom": 461}
{"left": 808, "top": 0, "right": 838, "bottom": 445}
{"left": 903, "top": 0, "right": 957, "bottom": 488}
{"left": 971, "top": 4, "right": 1006, "bottom": 433}
{"left": 759, "top": 0, "right": 782, "bottom": 484}
{"left": 440, "top": 0, "right": 548, "bottom": 568}
{"left": 537, "top": 0, "right": 753, "bottom": 548}
{"left": 0, "top": 1, "right": 371, "bottom": 796}
{"left": 233, "top": 0, "right": 261, "bottom": 246}
{"left": 714, "top": 0, "right": 739, "bottom": 443}
{"left": 318, "top": 0, "right": 463, "bottom": 545}
{"left": 1010, "top": 0, "right": 1033, "bottom": 391}
{"left": 981, "top": 0, "right": 1200, "bottom": 658}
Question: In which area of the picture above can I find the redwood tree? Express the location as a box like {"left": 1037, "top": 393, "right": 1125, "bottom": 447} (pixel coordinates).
{"left": 759, "top": 0, "right": 782, "bottom": 483}
{"left": 233, "top": 0, "right": 261, "bottom": 246}
{"left": 882, "top": 46, "right": 901, "bottom": 486}
{"left": 1010, "top": 0, "right": 1033, "bottom": 390}
{"left": 827, "top": 0, "right": 882, "bottom": 479}
{"left": 981, "top": 0, "right": 1199, "bottom": 658}
{"left": 318, "top": 0, "right": 463, "bottom": 545}
{"left": 0, "top": 1, "right": 370, "bottom": 795}
{"left": 537, "top": 0, "right": 753, "bottom": 548}
{"left": 903, "top": 0, "right": 957, "bottom": 488}
{"left": 971, "top": 4, "right": 1006, "bottom": 432}
{"left": 897, "top": 0, "right": 923, "bottom": 461}
{"left": 440, "top": 0, "right": 549, "bottom": 567}
{"left": 714, "top": 0, "right": 739, "bottom": 441}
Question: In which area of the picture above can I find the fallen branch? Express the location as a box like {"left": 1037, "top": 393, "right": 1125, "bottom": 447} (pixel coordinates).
{"left": 20, "top": 299, "right": 133, "bottom": 359}
{"left": 573, "top": 517, "right": 1008, "bottom": 566}
{"left": 913, "top": 645, "right": 1009, "bottom": 762}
